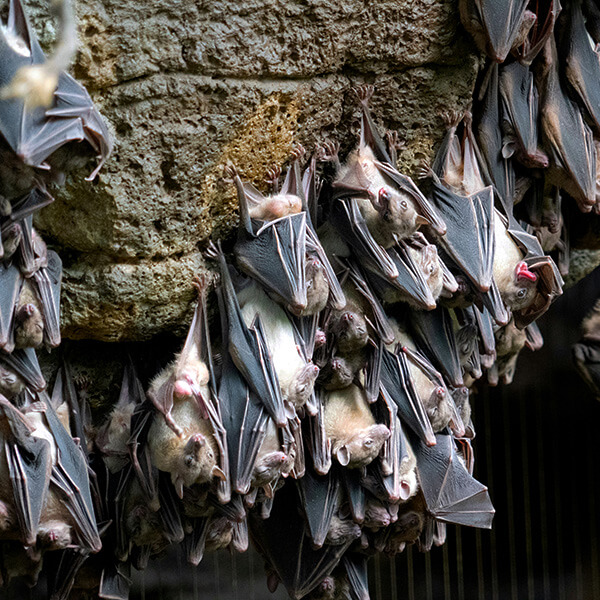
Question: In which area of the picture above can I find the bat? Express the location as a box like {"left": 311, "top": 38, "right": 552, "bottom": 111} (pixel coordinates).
{"left": 573, "top": 299, "right": 600, "bottom": 399}
{"left": 0, "top": 259, "right": 23, "bottom": 351}
{"left": 499, "top": 61, "right": 548, "bottom": 169}
{"left": 0, "top": 0, "right": 112, "bottom": 182}
{"left": 381, "top": 495, "right": 427, "bottom": 553}
{"left": 536, "top": 36, "right": 597, "bottom": 213}
{"left": 459, "top": 0, "right": 532, "bottom": 62}
{"left": 560, "top": 0, "right": 600, "bottom": 136}
{"left": 0, "top": 346, "right": 45, "bottom": 396}
{"left": 237, "top": 279, "right": 319, "bottom": 412}
{"left": 323, "top": 383, "right": 390, "bottom": 468}
{"left": 342, "top": 553, "right": 370, "bottom": 600}
{"left": 331, "top": 85, "right": 445, "bottom": 248}
{"left": 249, "top": 481, "right": 353, "bottom": 599}
{"left": 0, "top": 394, "right": 51, "bottom": 546}
{"left": 512, "top": 0, "right": 561, "bottom": 65}
{"left": 421, "top": 164, "right": 495, "bottom": 295}
{"left": 210, "top": 243, "right": 287, "bottom": 427}
{"left": 456, "top": 322, "right": 483, "bottom": 381}
{"left": 304, "top": 390, "right": 332, "bottom": 476}
{"left": 473, "top": 63, "right": 516, "bottom": 207}
{"left": 24, "top": 392, "right": 102, "bottom": 553}
{"left": 583, "top": 0, "right": 600, "bottom": 44}
{"left": 411, "top": 429, "right": 495, "bottom": 528}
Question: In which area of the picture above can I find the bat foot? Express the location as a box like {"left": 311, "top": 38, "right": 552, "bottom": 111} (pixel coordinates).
{"left": 385, "top": 130, "right": 405, "bottom": 151}
{"left": 317, "top": 140, "right": 340, "bottom": 163}
{"left": 223, "top": 162, "right": 239, "bottom": 181}
{"left": 440, "top": 110, "right": 463, "bottom": 128}
{"left": 264, "top": 164, "right": 281, "bottom": 192}
{"left": 290, "top": 144, "right": 306, "bottom": 163}
{"left": 417, "top": 160, "right": 435, "bottom": 181}
{"left": 192, "top": 274, "right": 209, "bottom": 297}
{"left": 354, "top": 83, "right": 374, "bottom": 106}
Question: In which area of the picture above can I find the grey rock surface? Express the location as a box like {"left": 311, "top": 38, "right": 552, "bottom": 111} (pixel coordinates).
{"left": 27, "top": 0, "right": 480, "bottom": 342}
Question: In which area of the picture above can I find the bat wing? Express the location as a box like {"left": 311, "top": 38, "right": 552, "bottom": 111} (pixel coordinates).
{"left": 513, "top": 0, "right": 561, "bottom": 65}
{"left": 156, "top": 470, "right": 184, "bottom": 544}
{"left": 355, "top": 85, "right": 393, "bottom": 164}
{"left": 375, "top": 160, "right": 446, "bottom": 235}
{"left": 379, "top": 350, "right": 436, "bottom": 447}
{"left": 409, "top": 308, "right": 464, "bottom": 387}
{"left": 472, "top": 305, "right": 496, "bottom": 359}
{"left": 365, "top": 245, "right": 437, "bottom": 310}
{"left": 0, "top": 395, "right": 51, "bottom": 545}
{"left": 46, "top": 548, "right": 91, "bottom": 600}
{"left": 214, "top": 247, "right": 286, "bottom": 426}
{"left": 465, "top": 0, "right": 529, "bottom": 62}
{"left": 525, "top": 321, "right": 544, "bottom": 351}
{"left": 31, "top": 248, "right": 62, "bottom": 348}
{"left": 6, "top": 186, "right": 54, "bottom": 222}
{"left": 431, "top": 113, "right": 461, "bottom": 181}
{"left": 303, "top": 390, "right": 332, "bottom": 476}
{"left": 345, "top": 259, "right": 394, "bottom": 344}
{"left": 127, "top": 403, "right": 159, "bottom": 506}
{"left": 0, "top": 347, "right": 45, "bottom": 390}
{"left": 235, "top": 213, "right": 307, "bottom": 313}
{"left": 99, "top": 560, "right": 132, "bottom": 600}
{"left": 183, "top": 516, "right": 210, "bottom": 565}
{"left": 481, "top": 279, "right": 511, "bottom": 326}
{"left": 0, "top": 260, "right": 22, "bottom": 350}
{"left": 573, "top": 339, "right": 600, "bottom": 398}
{"left": 428, "top": 181, "right": 495, "bottom": 292}
{"left": 219, "top": 358, "right": 269, "bottom": 495}
{"left": 539, "top": 36, "right": 596, "bottom": 212}
{"left": 413, "top": 430, "right": 495, "bottom": 528}
{"left": 306, "top": 226, "right": 346, "bottom": 311}
{"left": 342, "top": 553, "right": 370, "bottom": 600}
{"left": 499, "top": 61, "right": 545, "bottom": 166}
{"left": 474, "top": 63, "right": 515, "bottom": 206}
{"left": 249, "top": 482, "right": 352, "bottom": 599}
{"left": 296, "top": 466, "right": 339, "bottom": 548}
{"left": 329, "top": 198, "right": 398, "bottom": 280}
{"left": 341, "top": 467, "right": 365, "bottom": 524}
{"left": 43, "top": 398, "right": 101, "bottom": 552}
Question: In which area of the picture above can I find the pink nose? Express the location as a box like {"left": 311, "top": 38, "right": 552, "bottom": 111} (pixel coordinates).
{"left": 515, "top": 261, "right": 537, "bottom": 282}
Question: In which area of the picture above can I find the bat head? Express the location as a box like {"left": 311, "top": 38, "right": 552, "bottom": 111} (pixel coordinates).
{"left": 256, "top": 193, "right": 303, "bottom": 221}
{"left": 290, "top": 363, "right": 319, "bottom": 408}
{"left": 14, "top": 303, "right": 44, "bottom": 348}
{"left": 252, "top": 451, "right": 288, "bottom": 487}
{"left": 305, "top": 257, "right": 329, "bottom": 315}
{"left": 0, "top": 365, "right": 24, "bottom": 397}
{"left": 172, "top": 432, "right": 219, "bottom": 496}
{"left": 333, "top": 310, "right": 369, "bottom": 353}
{"left": 334, "top": 423, "right": 390, "bottom": 468}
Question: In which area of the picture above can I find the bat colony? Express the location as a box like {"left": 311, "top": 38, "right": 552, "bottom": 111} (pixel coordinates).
{"left": 0, "top": 0, "right": 597, "bottom": 598}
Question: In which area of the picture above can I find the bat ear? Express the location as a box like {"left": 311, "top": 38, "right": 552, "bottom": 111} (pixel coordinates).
{"left": 335, "top": 445, "right": 350, "bottom": 466}
{"left": 211, "top": 466, "right": 227, "bottom": 481}
{"left": 173, "top": 475, "right": 185, "bottom": 499}
{"left": 400, "top": 478, "right": 413, "bottom": 501}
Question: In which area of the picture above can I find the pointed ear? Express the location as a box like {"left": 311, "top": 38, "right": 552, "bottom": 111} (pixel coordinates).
{"left": 416, "top": 215, "right": 430, "bottom": 226}
{"left": 335, "top": 445, "right": 350, "bottom": 466}
{"left": 174, "top": 476, "right": 185, "bottom": 499}
{"left": 212, "top": 466, "right": 227, "bottom": 481}
{"left": 263, "top": 484, "right": 274, "bottom": 499}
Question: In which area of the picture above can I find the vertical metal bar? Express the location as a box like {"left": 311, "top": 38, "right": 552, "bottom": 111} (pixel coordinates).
{"left": 588, "top": 439, "right": 600, "bottom": 600}
{"left": 519, "top": 396, "right": 535, "bottom": 599}
{"left": 442, "top": 536, "right": 452, "bottom": 600}
{"left": 249, "top": 547, "right": 256, "bottom": 600}
{"left": 213, "top": 552, "right": 221, "bottom": 600}
{"left": 390, "top": 555, "right": 398, "bottom": 600}
{"left": 475, "top": 528, "right": 485, "bottom": 600}
{"left": 502, "top": 392, "right": 518, "bottom": 600}
{"left": 455, "top": 525, "right": 465, "bottom": 600}
{"left": 424, "top": 550, "right": 433, "bottom": 600}
{"left": 551, "top": 393, "right": 566, "bottom": 600}
{"left": 374, "top": 552, "right": 383, "bottom": 600}
{"left": 483, "top": 392, "right": 499, "bottom": 600}
{"left": 407, "top": 545, "right": 415, "bottom": 600}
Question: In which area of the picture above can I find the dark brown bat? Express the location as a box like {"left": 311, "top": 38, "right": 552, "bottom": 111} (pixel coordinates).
{"left": 499, "top": 61, "right": 548, "bottom": 169}
{"left": 0, "top": 0, "right": 112, "bottom": 183}
{"left": 512, "top": 0, "right": 561, "bottom": 65}
{"left": 459, "top": 0, "right": 533, "bottom": 62}
{"left": 560, "top": 0, "right": 600, "bottom": 136}
{"left": 535, "top": 36, "right": 597, "bottom": 213}
{"left": 573, "top": 299, "right": 600, "bottom": 399}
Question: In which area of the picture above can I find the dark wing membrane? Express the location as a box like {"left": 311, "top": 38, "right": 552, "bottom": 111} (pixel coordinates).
{"left": 413, "top": 430, "right": 495, "bottom": 528}
{"left": 409, "top": 308, "right": 464, "bottom": 387}
{"left": 538, "top": 37, "right": 596, "bottom": 212}
{"left": 43, "top": 399, "right": 101, "bottom": 552}
{"left": 219, "top": 358, "right": 269, "bottom": 495}
{"left": 379, "top": 350, "right": 436, "bottom": 447}
{"left": 32, "top": 249, "right": 62, "bottom": 347}
{"left": 428, "top": 181, "right": 494, "bottom": 292}
{"left": 249, "top": 483, "right": 352, "bottom": 599}
{"left": 6, "top": 187, "right": 54, "bottom": 222}
{"left": 0, "top": 395, "right": 50, "bottom": 545}
{"left": 365, "top": 245, "right": 437, "bottom": 311}
{"left": 341, "top": 467, "right": 366, "bottom": 524}
{"left": 0, "top": 260, "right": 22, "bottom": 349}
{"left": 0, "top": 347, "right": 45, "bottom": 390}
{"left": 296, "top": 466, "right": 339, "bottom": 548}
{"left": 329, "top": 198, "right": 398, "bottom": 280}
{"left": 215, "top": 249, "right": 286, "bottom": 426}
{"left": 236, "top": 213, "right": 307, "bottom": 312}
{"left": 375, "top": 160, "right": 446, "bottom": 235}
{"left": 303, "top": 391, "right": 332, "bottom": 476}
{"left": 342, "top": 553, "right": 370, "bottom": 600}
{"left": 513, "top": 0, "right": 560, "bottom": 65}
{"left": 499, "top": 61, "right": 543, "bottom": 164}
{"left": 474, "top": 63, "right": 516, "bottom": 207}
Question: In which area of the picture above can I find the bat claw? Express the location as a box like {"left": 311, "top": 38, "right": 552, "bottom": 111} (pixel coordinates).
{"left": 354, "top": 83, "right": 374, "bottom": 105}
{"left": 441, "top": 110, "right": 462, "bottom": 128}
{"left": 290, "top": 143, "right": 306, "bottom": 163}
{"left": 264, "top": 164, "right": 282, "bottom": 191}
{"left": 223, "top": 163, "right": 239, "bottom": 180}
{"left": 191, "top": 274, "right": 209, "bottom": 297}
{"left": 385, "top": 130, "right": 405, "bottom": 151}
{"left": 317, "top": 140, "right": 340, "bottom": 163}
{"left": 418, "top": 160, "right": 435, "bottom": 181}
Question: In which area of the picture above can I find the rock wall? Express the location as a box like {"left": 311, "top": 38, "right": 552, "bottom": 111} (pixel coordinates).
{"left": 28, "top": 0, "right": 480, "bottom": 343}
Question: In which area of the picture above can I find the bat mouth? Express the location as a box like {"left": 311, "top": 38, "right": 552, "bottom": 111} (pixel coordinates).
{"left": 515, "top": 261, "right": 537, "bottom": 282}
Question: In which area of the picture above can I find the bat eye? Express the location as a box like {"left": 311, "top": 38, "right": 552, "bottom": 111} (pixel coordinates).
{"left": 429, "top": 263, "right": 436, "bottom": 274}
{"left": 517, "top": 289, "right": 527, "bottom": 298}
{"left": 462, "top": 344, "right": 470, "bottom": 354}
{"left": 363, "top": 439, "right": 373, "bottom": 447}
{"left": 184, "top": 456, "right": 194, "bottom": 467}
{"left": 400, "top": 200, "right": 408, "bottom": 210}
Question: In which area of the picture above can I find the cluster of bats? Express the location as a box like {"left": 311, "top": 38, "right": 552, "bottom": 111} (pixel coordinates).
{"left": 0, "top": 0, "right": 599, "bottom": 598}
{"left": 0, "top": 0, "right": 112, "bottom": 595}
